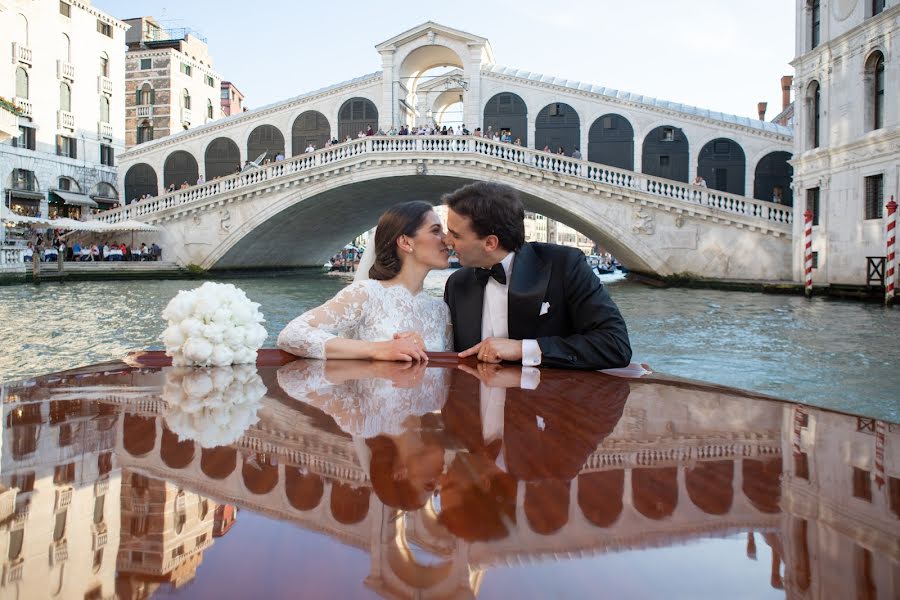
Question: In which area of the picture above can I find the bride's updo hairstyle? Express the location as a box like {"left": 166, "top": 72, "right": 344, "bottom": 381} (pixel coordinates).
{"left": 369, "top": 201, "right": 434, "bottom": 280}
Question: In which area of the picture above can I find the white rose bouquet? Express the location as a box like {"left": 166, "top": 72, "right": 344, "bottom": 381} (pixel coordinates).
{"left": 161, "top": 282, "right": 267, "bottom": 367}
{"left": 163, "top": 365, "right": 266, "bottom": 448}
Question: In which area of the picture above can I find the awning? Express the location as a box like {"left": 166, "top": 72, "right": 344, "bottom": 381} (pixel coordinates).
{"left": 49, "top": 190, "right": 98, "bottom": 208}
{"left": 7, "top": 189, "right": 43, "bottom": 201}
{"left": 91, "top": 196, "right": 119, "bottom": 205}
{"left": 0, "top": 214, "right": 159, "bottom": 232}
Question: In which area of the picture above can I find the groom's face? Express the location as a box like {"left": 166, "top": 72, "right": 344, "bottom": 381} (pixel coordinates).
{"left": 446, "top": 209, "right": 494, "bottom": 268}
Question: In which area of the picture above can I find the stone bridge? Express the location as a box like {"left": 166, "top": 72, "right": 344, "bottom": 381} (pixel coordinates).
{"left": 99, "top": 136, "right": 793, "bottom": 280}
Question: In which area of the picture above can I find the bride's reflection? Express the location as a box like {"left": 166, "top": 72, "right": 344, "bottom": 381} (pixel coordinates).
{"left": 277, "top": 360, "right": 450, "bottom": 511}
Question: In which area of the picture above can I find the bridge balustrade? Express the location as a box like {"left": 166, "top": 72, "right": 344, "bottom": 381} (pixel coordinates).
{"left": 102, "top": 137, "right": 793, "bottom": 229}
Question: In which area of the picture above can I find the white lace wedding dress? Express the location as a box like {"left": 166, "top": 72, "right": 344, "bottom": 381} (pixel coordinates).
{"left": 276, "top": 279, "right": 452, "bottom": 358}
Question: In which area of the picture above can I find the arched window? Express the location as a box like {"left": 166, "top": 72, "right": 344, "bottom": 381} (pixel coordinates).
{"left": 136, "top": 120, "right": 153, "bottom": 145}
{"left": 99, "top": 96, "right": 110, "bottom": 123}
{"left": 16, "top": 13, "right": 28, "bottom": 46}
{"left": 182, "top": 89, "right": 191, "bottom": 110}
{"left": 808, "top": 81, "right": 821, "bottom": 149}
{"left": 99, "top": 52, "right": 109, "bottom": 77}
{"left": 207, "top": 99, "right": 213, "bottom": 120}
{"left": 16, "top": 67, "right": 28, "bottom": 99}
{"left": 60, "top": 33, "right": 70, "bottom": 62}
{"left": 59, "top": 82, "right": 71, "bottom": 112}
{"left": 57, "top": 177, "right": 79, "bottom": 192}
{"left": 866, "top": 51, "right": 885, "bottom": 131}
{"left": 137, "top": 83, "right": 154, "bottom": 105}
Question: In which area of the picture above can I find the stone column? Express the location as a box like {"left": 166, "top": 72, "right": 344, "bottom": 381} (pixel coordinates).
{"left": 380, "top": 51, "right": 395, "bottom": 130}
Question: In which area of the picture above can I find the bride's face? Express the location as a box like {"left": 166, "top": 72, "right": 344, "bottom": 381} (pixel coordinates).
{"left": 404, "top": 210, "right": 449, "bottom": 269}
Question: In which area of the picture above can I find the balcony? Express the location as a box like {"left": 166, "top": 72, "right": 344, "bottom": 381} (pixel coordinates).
{"left": 57, "top": 60, "right": 75, "bottom": 82}
{"left": 95, "top": 477, "right": 110, "bottom": 496}
{"left": 92, "top": 524, "right": 108, "bottom": 550}
{"left": 136, "top": 105, "right": 153, "bottom": 119}
{"left": 12, "top": 43, "right": 32, "bottom": 66}
{"left": 3, "top": 560, "right": 24, "bottom": 585}
{"left": 54, "top": 487, "right": 73, "bottom": 511}
{"left": 58, "top": 110, "right": 75, "bottom": 130}
{"left": 51, "top": 540, "right": 68, "bottom": 565}
{"left": 98, "top": 121, "right": 113, "bottom": 139}
{"left": 14, "top": 97, "right": 31, "bottom": 118}
{"left": 98, "top": 75, "right": 113, "bottom": 95}
{"left": 0, "top": 487, "right": 16, "bottom": 522}
{"left": 181, "top": 107, "right": 191, "bottom": 126}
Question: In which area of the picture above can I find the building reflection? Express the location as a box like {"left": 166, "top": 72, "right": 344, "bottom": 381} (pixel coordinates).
{"left": 0, "top": 361, "right": 897, "bottom": 599}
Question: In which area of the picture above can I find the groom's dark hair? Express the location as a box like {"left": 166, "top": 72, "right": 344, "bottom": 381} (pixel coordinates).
{"left": 443, "top": 182, "right": 525, "bottom": 251}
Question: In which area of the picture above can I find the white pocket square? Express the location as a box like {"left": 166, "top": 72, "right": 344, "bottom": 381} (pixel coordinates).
{"left": 539, "top": 302, "right": 551, "bottom": 316}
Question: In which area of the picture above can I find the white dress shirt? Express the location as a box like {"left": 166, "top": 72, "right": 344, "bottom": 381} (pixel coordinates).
{"left": 481, "top": 251, "right": 542, "bottom": 366}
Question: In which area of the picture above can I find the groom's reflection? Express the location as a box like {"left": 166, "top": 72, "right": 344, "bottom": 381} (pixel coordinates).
{"left": 439, "top": 364, "right": 630, "bottom": 541}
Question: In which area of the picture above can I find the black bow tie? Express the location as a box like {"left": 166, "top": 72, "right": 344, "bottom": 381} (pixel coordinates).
{"left": 475, "top": 263, "right": 507, "bottom": 286}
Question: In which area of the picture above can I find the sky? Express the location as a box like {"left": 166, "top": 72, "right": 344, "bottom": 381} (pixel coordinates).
{"left": 91, "top": 0, "right": 796, "bottom": 121}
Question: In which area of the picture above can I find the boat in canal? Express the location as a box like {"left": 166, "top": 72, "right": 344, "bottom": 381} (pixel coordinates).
{"left": 0, "top": 350, "right": 897, "bottom": 599}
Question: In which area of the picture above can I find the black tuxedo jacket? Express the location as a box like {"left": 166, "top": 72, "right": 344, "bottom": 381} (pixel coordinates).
{"left": 444, "top": 242, "right": 632, "bottom": 370}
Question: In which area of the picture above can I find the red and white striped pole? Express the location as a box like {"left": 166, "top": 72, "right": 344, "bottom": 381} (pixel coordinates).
{"left": 886, "top": 196, "right": 897, "bottom": 306}
{"left": 803, "top": 209, "right": 813, "bottom": 298}
{"left": 874, "top": 419, "right": 886, "bottom": 489}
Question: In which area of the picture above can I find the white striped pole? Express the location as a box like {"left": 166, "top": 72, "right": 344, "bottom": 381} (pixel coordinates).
{"left": 874, "top": 420, "right": 886, "bottom": 489}
{"left": 886, "top": 196, "right": 897, "bottom": 306}
{"left": 803, "top": 209, "right": 813, "bottom": 298}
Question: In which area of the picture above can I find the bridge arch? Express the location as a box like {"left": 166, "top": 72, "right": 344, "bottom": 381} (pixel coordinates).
{"left": 697, "top": 138, "right": 745, "bottom": 195}
{"left": 535, "top": 102, "right": 580, "bottom": 155}
{"left": 338, "top": 98, "right": 378, "bottom": 140}
{"left": 754, "top": 151, "right": 793, "bottom": 205}
{"left": 291, "top": 110, "right": 330, "bottom": 155}
{"left": 483, "top": 92, "right": 527, "bottom": 145}
{"left": 200, "top": 446, "right": 237, "bottom": 479}
{"left": 285, "top": 468, "right": 324, "bottom": 511}
{"left": 524, "top": 480, "right": 570, "bottom": 535}
{"left": 578, "top": 470, "right": 624, "bottom": 527}
{"left": 742, "top": 458, "right": 781, "bottom": 514}
{"left": 163, "top": 150, "right": 199, "bottom": 190}
{"left": 205, "top": 137, "right": 241, "bottom": 179}
{"left": 123, "top": 414, "right": 155, "bottom": 456}
{"left": 123, "top": 163, "right": 157, "bottom": 203}
{"left": 242, "top": 453, "right": 279, "bottom": 494}
{"left": 200, "top": 169, "right": 673, "bottom": 276}
{"left": 330, "top": 483, "right": 370, "bottom": 524}
{"left": 160, "top": 426, "right": 195, "bottom": 469}
{"left": 247, "top": 124, "right": 285, "bottom": 163}
{"left": 588, "top": 114, "right": 634, "bottom": 170}
{"left": 395, "top": 42, "right": 466, "bottom": 126}
{"left": 642, "top": 125, "right": 689, "bottom": 183}
{"left": 685, "top": 460, "right": 733, "bottom": 515}
{"left": 632, "top": 467, "right": 678, "bottom": 520}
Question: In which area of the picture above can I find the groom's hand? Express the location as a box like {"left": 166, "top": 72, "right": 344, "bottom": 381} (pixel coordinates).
{"left": 459, "top": 338, "right": 523, "bottom": 363}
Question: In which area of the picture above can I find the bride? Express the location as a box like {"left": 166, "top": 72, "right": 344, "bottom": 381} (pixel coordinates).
{"left": 277, "top": 201, "right": 452, "bottom": 360}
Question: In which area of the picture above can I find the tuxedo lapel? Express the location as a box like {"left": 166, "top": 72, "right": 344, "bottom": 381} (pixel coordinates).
{"left": 454, "top": 268, "right": 485, "bottom": 349}
{"left": 508, "top": 243, "right": 551, "bottom": 340}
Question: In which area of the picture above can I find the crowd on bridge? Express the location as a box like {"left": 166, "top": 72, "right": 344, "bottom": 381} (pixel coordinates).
{"left": 22, "top": 235, "right": 163, "bottom": 263}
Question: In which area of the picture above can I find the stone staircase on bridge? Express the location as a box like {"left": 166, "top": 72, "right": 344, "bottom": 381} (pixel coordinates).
{"left": 98, "top": 136, "right": 794, "bottom": 236}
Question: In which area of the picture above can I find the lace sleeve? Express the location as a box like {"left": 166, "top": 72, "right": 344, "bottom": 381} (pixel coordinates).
{"left": 277, "top": 281, "right": 370, "bottom": 358}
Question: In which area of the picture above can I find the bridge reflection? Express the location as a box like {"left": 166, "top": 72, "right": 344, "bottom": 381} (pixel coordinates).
{"left": 0, "top": 357, "right": 897, "bottom": 599}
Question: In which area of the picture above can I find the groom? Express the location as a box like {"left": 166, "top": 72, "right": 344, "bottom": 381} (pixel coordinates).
{"left": 443, "top": 182, "right": 632, "bottom": 370}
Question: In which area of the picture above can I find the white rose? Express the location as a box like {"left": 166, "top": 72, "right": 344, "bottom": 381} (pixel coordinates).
{"left": 162, "top": 291, "right": 195, "bottom": 323}
{"left": 161, "top": 325, "right": 186, "bottom": 350}
{"left": 203, "top": 323, "right": 226, "bottom": 344}
{"left": 210, "top": 367, "right": 233, "bottom": 391}
{"left": 210, "top": 345, "right": 234, "bottom": 367}
{"left": 182, "top": 337, "right": 213, "bottom": 364}
{"left": 181, "top": 371, "right": 213, "bottom": 397}
{"left": 180, "top": 318, "right": 205, "bottom": 338}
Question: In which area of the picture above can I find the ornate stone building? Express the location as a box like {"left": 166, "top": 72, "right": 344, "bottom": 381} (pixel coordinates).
{"left": 123, "top": 17, "right": 224, "bottom": 154}
{"left": 0, "top": 0, "right": 126, "bottom": 241}
{"left": 791, "top": 0, "right": 899, "bottom": 285}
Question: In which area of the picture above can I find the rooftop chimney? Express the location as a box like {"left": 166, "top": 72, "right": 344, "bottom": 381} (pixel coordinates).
{"left": 781, "top": 75, "right": 793, "bottom": 110}
{"left": 757, "top": 102, "right": 768, "bottom": 121}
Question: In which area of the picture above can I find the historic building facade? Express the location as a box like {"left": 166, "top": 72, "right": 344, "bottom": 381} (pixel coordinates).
{"left": 791, "top": 1, "right": 899, "bottom": 285}
{"left": 123, "top": 17, "right": 224, "bottom": 154}
{"left": 0, "top": 0, "right": 126, "bottom": 241}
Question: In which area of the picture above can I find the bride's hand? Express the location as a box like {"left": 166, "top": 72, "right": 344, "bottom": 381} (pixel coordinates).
{"left": 371, "top": 337, "right": 429, "bottom": 362}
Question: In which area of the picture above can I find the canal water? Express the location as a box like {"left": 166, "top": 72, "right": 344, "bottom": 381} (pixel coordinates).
{"left": 0, "top": 270, "right": 897, "bottom": 420}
